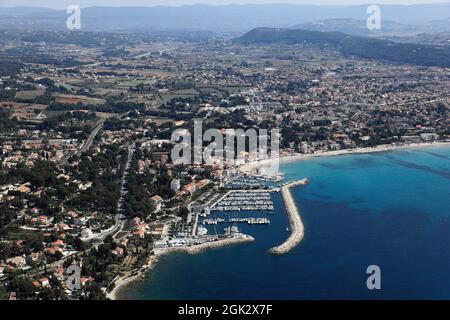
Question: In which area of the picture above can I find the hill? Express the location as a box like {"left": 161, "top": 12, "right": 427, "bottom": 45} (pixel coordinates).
{"left": 234, "top": 28, "right": 450, "bottom": 68}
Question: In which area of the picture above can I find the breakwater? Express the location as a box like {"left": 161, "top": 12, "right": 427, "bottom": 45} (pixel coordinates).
{"left": 154, "top": 234, "right": 255, "bottom": 256}
{"left": 268, "top": 179, "right": 308, "bottom": 254}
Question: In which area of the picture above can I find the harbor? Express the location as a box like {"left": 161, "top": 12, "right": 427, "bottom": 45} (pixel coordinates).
{"left": 211, "top": 190, "right": 276, "bottom": 212}
{"left": 115, "top": 145, "right": 450, "bottom": 300}
{"left": 196, "top": 187, "right": 278, "bottom": 237}
{"left": 186, "top": 173, "right": 309, "bottom": 256}
{"left": 203, "top": 217, "right": 271, "bottom": 225}
{"left": 226, "top": 174, "right": 283, "bottom": 189}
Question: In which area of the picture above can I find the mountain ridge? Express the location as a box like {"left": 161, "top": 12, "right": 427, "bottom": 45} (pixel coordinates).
{"left": 0, "top": 4, "right": 449, "bottom": 31}
{"left": 234, "top": 27, "right": 450, "bottom": 68}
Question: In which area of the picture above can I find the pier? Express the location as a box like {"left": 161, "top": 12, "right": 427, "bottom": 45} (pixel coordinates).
{"left": 268, "top": 178, "right": 308, "bottom": 255}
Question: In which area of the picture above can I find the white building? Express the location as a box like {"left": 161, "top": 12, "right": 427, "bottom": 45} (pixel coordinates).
{"left": 170, "top": 179, "right": 181, "bottom": 191}
{"left": 81, "top": 228, "right": 92, "bottom": 239}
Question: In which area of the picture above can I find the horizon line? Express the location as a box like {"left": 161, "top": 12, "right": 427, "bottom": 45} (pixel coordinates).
{"left": 0, "top": 2, "right": 449, "bottom": 10}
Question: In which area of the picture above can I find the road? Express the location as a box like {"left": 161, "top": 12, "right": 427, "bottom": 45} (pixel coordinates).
{"left": 79, "top": 122, "right": 104, "bottom": 155}
{"left": 58, "top": 121, "right": 104, "bottom": 168}
{"left": 90, "top": 142, "right": 135, "bottom": 241}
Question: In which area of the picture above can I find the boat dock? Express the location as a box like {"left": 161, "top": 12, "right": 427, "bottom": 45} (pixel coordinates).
{"left": 211, "top": 190, "right": 277, "bottom": 212}
{"left": 203, "top": 217, "right": 271, "bottom": 225}
{"left": 269, "top": 178, "right": 308, "bottom": 255}
{"left": 226, "top": 174, "right": 283, "bottom": 189}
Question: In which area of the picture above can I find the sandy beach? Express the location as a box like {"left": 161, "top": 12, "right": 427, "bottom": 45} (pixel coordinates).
{"left": 107, "top": 235, "right": 254, "bottom": 300}
{"left": 240, "top": 141, "right": 450, "bottom": 173}
{"left": 106, "top": 255, "right": 158, "bottom": 300}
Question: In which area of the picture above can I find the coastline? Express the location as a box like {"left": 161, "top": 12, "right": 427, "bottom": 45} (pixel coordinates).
{"left": 240, "top": 141, "right": 450, "bottom": 173}
{"left": 107, "top": 235, "right": 254, "bottom": 300}
{"left": 106, "top": 255, "right": 158, "bottom": 300}
{"left": 108, "top": 141, "right": 449, "bottom": 300}
{"left": 154, "top": 234, "right": 255, "bottom": 256}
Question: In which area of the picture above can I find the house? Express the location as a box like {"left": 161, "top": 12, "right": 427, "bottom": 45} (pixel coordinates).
{"left": 196, "top": 179, "right": 209, "bottom": 189}
{"left": 38, "top": 215, "right": 49, "bottom": 225}
{"left": 53, "top": 265, "right": 64, "bottom": 275}
{"left": 132, "top": 229, "right": 145, "bottom": 239}
{"left": 52, "top": 239, "right": 66, "bottom": 248}
{"left": 15, "top": 182, "right": 31, "bottom": 193}
{"left": 57, "top": 173, "right": 70, "bottom": 181}
{"left": 39, "top": 278, "right": 50, "bottom": 288}
{"left": 56, "top": 222, "right": 70, "bottom": 231}
{"left": 80, "top": 228, "right": 92, "bottom": 239}
{"left": 151, "top": 226, "right": 164, "bottom": 237}
{"left": 150, "top": 195, "right": 163, "bottom": 212}
{"left": 183, "top": 183, "right": 196, "bottom": 195}
{"left": 112, "top": 247, "right": 124, "bottom": 256}
{"left": 170, "top": 179, "right": 180, "bottom": 191}
{"left": 73, "top": 216, "right": 87, "bottom": 226}
{"left": 6, "top": 256, "right": 27, "bottom": 268}
{"left": 46, "top": 247, "right": 62, "bottom": 255}
{"left": 131, "top": 217, "right": 141, "bottom": 227}
{"left": 80, "top": 277, "right": 94, "bottom": 287}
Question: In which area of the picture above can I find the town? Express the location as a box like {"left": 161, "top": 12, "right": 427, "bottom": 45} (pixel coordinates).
{"left": 0, "top": 28, "right": 449, "bottom": 300}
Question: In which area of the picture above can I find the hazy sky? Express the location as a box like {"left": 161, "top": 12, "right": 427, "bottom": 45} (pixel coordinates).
{"left": 0, "top": 0, "right": 448, "bottom": 9}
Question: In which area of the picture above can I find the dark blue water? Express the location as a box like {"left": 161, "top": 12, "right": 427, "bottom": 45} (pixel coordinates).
{"left": 119, "top": 146, "right": 450, "bottom": 299}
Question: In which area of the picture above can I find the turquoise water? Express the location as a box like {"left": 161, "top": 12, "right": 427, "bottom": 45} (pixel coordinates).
{"left": 119, "top": 146, "right": 450, "bottom": 299}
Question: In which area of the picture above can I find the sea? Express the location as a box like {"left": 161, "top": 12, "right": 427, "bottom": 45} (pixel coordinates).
{"left": 118, "top": 145, "right": 450, "bottom": 299}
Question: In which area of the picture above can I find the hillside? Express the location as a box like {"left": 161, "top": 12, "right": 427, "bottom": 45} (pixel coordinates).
{"left": 234, "top": 28, "right": 450, "bottom": 68}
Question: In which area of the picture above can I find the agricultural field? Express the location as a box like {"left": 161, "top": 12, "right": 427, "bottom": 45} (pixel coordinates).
{"left": 14, "top": 89, "right": 46, "bottom": 101}
{"left": 0, "top": 102, "right": 47, "bottom": 121}
{"left": 53, "top": 93, "right": 106, "bottom": 105}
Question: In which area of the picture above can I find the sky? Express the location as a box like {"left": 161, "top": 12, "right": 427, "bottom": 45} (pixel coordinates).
{"left": 0, "top": 0, "right": 448, "bottom": 9}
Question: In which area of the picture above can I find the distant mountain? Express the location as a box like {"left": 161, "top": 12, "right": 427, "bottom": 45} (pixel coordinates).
{"left": 0, "top": 7, "right": 55, "bottom": 16}
{"left": 234, "top": 28, "right": 450, "bottom": 68}
{"left": 292, "top": 18, "right": 450, "bottom": 37}
{"left": 422, "top": 18, "right": 450, "bottom": 32}
{"left": 291, "top": 19, "right": 422, "bottom": 37}
{"left": 0, "top": 4, "right": 449, "bottom": 32}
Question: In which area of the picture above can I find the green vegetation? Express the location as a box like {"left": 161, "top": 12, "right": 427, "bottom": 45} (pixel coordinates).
{"left": 235, "top": 28, "right": 450, "bottom": 67}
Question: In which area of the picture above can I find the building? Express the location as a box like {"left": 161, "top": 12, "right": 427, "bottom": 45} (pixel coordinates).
{"left": 80, "top": 228, "right": 92, "bottom": 239}
{"left": 151, "top": 195, "right": 163, "bottom": 212}
{"left": 170, "top": 179, "right": 180, "bottom": 191}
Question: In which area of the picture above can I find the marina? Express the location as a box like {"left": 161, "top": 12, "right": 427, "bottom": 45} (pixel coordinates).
{"left": 203, "top": 217, "right": 270, "bottom": 225}
{"left": 211, "top": 190, "right": 276, "bottom": 212}
{"left": 226, "top": 174, "right": 283, "bottom": 189}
